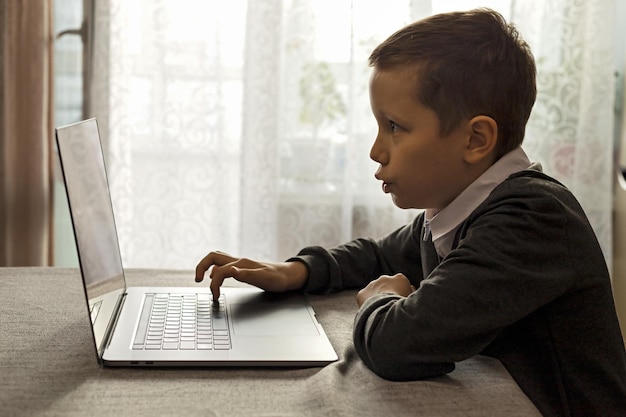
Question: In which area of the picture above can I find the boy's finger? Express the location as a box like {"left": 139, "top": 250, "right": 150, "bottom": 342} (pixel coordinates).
{"left": 195, "top": 251, "right": 235, "bottom": 282}
{"left": 209, "top": 272, "right": 227, "bottom": 301}
{"left": 209, "top": 264, "right": 243, "bottom": 300}
{"left": 195, "top": 252, "right": 217, "bottom": 281}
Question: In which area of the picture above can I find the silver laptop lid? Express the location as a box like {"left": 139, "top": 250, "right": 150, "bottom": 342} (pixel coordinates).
{"left": 55, "top": 118, "right": 126, "bottom": 361}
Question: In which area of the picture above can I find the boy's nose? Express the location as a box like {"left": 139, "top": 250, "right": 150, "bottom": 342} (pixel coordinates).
{"left": 369, "top": 133, "right": 388, "bottom": 165}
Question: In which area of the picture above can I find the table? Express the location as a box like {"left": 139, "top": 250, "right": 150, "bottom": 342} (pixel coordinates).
{"left": 0, "top": 268, "right": 541, "bottom": 417}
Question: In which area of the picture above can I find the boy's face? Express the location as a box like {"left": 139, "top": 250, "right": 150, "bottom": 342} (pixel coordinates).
{"left": 369, "top": 68, "right": 473, "bottom": 211}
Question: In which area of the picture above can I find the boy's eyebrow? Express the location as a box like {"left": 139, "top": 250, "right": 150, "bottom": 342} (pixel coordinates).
{"left": 378, "top": 110, "right": 413, "bottom": 126}
{"left": 371, "top": 108, "right": 397, "bottom": 122}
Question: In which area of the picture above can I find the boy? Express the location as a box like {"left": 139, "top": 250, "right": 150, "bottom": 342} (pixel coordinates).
{"left": 195, "top": 8, "right": 626, "bottom": 417}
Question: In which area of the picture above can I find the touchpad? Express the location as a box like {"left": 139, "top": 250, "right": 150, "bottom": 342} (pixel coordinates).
{"left": 230, "top": 302, "right": 320, "bottom": 336}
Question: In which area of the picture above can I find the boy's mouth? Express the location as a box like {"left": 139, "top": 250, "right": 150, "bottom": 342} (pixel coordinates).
{"left": 374, "top": 171, "right": 391, "bottom": 193}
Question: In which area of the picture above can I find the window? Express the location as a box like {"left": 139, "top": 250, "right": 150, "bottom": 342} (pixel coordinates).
{"left": 53, "top": 0, "right": 85, "bottom": 266}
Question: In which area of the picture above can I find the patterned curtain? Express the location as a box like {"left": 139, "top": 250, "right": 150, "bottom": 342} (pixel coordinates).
{"left": 513, "top": 0, "right": 616, "bottom": 267}
{"left": 91, "top": 0, "right": 420, "bottom": 268}
{"left": 89, "top": 0, "right": 617, "bottom": 269}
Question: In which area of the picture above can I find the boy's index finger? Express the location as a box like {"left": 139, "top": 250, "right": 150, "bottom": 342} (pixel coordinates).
{"left": 209, "top": 274, "right": 225, "bottom": 301}
{"left": 208, "top": 265, "right": 241, "bottom": 301}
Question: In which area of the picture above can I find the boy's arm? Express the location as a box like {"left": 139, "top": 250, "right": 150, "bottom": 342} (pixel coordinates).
{"left": 194, "top": 212, "right": 424, "bottom": 300}
{"left": 195, "top": 213, "right": 424, "bottom": 299}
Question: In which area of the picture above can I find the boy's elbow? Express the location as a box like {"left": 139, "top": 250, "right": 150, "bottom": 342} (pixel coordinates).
{"left": 353, "top": 297, "right": 455, "bottom": 381}
{"left": 355, "top": 335, "right": 455, "bottom": 380}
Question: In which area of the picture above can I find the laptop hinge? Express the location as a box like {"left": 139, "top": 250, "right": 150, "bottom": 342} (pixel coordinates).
{"left": 100, "top": 292, "right": 127, "bottom": 357}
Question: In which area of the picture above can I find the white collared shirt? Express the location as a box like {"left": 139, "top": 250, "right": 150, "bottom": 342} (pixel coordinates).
{"left": 425, "top": 147, "right": 533, "bottom": 259}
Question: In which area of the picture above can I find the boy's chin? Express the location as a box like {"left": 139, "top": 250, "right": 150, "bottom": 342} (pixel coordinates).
{"left": 390, "top": 195, "right": 415, "bottom": 210}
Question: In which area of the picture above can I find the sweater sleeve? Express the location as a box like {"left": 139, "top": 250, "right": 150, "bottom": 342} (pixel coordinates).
{"left": 288, "top": 213, "right": 427, "bottom": 293}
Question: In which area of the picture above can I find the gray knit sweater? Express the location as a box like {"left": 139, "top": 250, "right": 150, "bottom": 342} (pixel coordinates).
{"left": 294, "top": 169, "right": 626, "bottom": 417}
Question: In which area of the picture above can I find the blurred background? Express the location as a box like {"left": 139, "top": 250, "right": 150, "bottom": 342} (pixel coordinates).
{"left": 1, "top": 0, "right": 624, "bottom": 274}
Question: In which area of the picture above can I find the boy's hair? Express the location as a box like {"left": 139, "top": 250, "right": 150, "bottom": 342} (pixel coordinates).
{"left": 369, "top": 8, "right": 536, "bottom": 158}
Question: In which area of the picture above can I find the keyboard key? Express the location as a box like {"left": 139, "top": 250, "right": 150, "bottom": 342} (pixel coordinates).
{"left": 145, "top": 344, "right": 162, "bottom": 350}
{"left": 197, "top": 343, "right": 213, "bottom": 350}
{"left": 180, "top": 341, "right": 196, "bottom": 350}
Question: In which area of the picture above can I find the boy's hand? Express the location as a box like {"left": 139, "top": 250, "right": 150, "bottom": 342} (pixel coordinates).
{"left": 195, "top": 251, "right": 308, "bottom": 300}
{"left": 356, "top": 273, "right": 416, "bottom": 307}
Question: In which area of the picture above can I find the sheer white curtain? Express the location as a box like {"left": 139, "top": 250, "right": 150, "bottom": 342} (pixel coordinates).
{"left": 512, "top": 0, "right": 616, "bottom": 267}
{"left": 91, "top": 0, "right": 422, "bottom": 268}
{"left": 90, "top": 0, "right": 616, "bottom": 269}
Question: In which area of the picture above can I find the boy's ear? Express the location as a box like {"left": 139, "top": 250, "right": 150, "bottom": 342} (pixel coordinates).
{"left": 464, "top": 115, "right": 498, "bottom": 165}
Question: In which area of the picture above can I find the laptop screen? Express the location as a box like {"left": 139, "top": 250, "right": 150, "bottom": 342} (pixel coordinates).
{"left": 56, "top": 118, "right": 126, "bottom": 356}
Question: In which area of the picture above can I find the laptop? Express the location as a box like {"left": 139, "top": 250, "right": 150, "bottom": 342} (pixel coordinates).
{"left": 55, "top": 118, "right": 338, "bottom": 367}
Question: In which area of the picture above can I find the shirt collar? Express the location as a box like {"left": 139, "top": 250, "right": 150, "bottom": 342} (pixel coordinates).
{"left": 426, "top": 147, "right": 532, "bottom": 258}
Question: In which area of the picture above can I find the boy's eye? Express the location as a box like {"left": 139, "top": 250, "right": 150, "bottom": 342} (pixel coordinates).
{"left": 389, "top": 121, "right": 399, "bottom": 132}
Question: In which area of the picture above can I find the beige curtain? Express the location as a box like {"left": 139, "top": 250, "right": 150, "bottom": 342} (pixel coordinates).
{"left": 0, "top": 1, "right": 54, "bottom": 266}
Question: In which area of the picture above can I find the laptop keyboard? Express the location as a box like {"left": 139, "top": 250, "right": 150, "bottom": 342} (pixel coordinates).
{"left": 132, "top": 293, "right": 231, "bottom": 351}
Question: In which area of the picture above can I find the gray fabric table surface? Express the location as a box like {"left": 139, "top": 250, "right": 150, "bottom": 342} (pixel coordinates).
{"left": 0, "top": 267, "right": 541, "bottom": 417}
